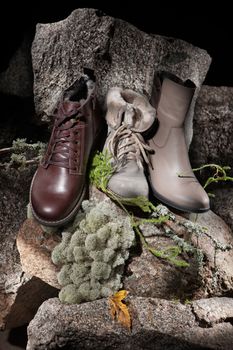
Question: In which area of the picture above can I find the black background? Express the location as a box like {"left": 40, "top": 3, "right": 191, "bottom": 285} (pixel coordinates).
{"left": 0, "top": 1, "right": 232, "bottom": 86}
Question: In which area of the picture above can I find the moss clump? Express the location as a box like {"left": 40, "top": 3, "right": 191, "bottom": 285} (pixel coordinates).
{"left": 89, "top": 151, "right": 156, "bottom": 213}
{"left": 1, "top": 138, "right": 46, "bottom": 170}
{"left": 51, "top": 200, "right": 135, "bottom": 304}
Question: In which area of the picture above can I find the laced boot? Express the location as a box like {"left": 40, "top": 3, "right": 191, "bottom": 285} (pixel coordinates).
{"left": 30, "top": 69, "right": 103, "bottom": 226}
{"left": 104, "top": 87, "right": 155, "bottom": 200}
{"left": 148, "top": 77, "right": 210, "bottom": 213}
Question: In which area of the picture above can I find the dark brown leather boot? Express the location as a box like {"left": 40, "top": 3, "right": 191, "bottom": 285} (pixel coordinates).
{"left": 30, "top": 70, "right": 103, "bottom": 226}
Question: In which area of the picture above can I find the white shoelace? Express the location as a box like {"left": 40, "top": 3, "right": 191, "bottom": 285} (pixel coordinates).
{"left": 107, "top": 123, "right": 154, "bottom": 170}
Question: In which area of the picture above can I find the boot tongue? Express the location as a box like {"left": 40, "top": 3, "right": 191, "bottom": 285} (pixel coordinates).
{"left": 123, "top": 104, "right": 135, "bottom": 127}
{"left": 51, "top": 117, "right": 78, "bottom": 164}
{"left": 121, "top": 89, "right": 156, "bottom": 132}
{"left": 116, "top": 106, "right": 143, "bottom": 168}
{"left": 48, "top": 69, "right": 96, "bottom": 168}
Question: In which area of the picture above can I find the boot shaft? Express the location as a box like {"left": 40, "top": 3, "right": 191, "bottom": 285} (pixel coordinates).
{"left": 157, "top": 78, "right": 194, "bottom": 128}
{"left": 148, "top": 77, "right": 210, "bottom": 213}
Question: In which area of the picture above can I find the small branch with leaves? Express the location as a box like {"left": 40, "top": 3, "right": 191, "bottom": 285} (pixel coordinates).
{"left": 0, "top": 138, "right": 46, "bottom": 170}
{"left": 90, "top": 151, "right": 191, "bottom": 267}
{"left": 89, "top": 151, "right": 233, "bottom": 269}
{"left": 179, "top": 163, "right": 233, "bottom": 197}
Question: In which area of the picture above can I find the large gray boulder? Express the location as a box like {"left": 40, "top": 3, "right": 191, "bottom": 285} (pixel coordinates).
{"left": 191, "top": 85, "right": 233, "bottom": 175}
{"left": 0, "top": 36, "right": 33, "bottom": 97}
{"left": 17, "top": 190, "right": 233, "bottom": 301}
{"left": 211, "top": 187, "right": 233, "bottom": 231}
{"left": 26, "top": 296, "right": 233, "bottom": 350}
{"left": 31, "top": 8, "right": 211, "bottom": 145}
{"left": 0, "top": 167, "right": 58, "bottom": 330}
{"left": 124, "top": 208, "right": 233, "bottom": 300}
{"left": 190, "top": 85, "right": 233, "bottom": 230}
{"left": 2, "top": 10, "right": 233, "bottom": 350}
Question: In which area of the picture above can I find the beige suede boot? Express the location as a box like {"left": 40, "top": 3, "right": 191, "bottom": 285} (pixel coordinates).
{"left": 104, "top": 87, "right": 155, "bottom": 200}
{"left": 148, "top": 77, "right": 210, "bottom": 213}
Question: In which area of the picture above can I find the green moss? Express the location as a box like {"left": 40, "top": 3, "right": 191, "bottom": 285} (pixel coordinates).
{"left": 73, "top": 246, "right": 88, "bottom": 262}
{"left": 85, "top": 234, "right": 98, "bottom": 251}
{"left": 89, "top": 151, "right": 156, "bottom": 213}
{"left": 112, "top": 253, "right": 125, "bottom": 268}
{"left": 103, "top": 248, "right": 115, "bottom": 262}
{"left": 81, "top": 208, "right": 109, "bottom": 233}
{"left": 89, "top": 151, "right": 190, "bottom": 267}
{"left": 71, "top": 263, "right": 89, "bottom": 280}
{"left": 12, "top": 138, "right": 45, "bottom": 154}
{"left": 53, "top": 155, "right": 233, "bottom": 306}
{"left": 179, "top": 163, "right": 233, "bottom": 196}
{"left": 106, "top": 233, "right": 120, "bottom": 250}
{"left": 51, "top": 233, "right": 72, "bottom": 265}
{"left": 59, "top": 284, "right": 82, "bottom": 304}
{"left": 40, "top": 225, "right": 58, "bottom": 234}
{"left": 10, "top": 153, "right": 27, "bottom": 168}
{"left": 1, "top": 138, "right": 46, "bottom": 170}
{"left": 89, "top": 151, "right": 114, "bottom": 191}
{"left": 89, "top": 250, "right": 104, "bottom": 261}
{"left": 91, "top": 261, "right": 111, "bottom": 280}
{"left": 57, "top": 264, "right": 72, "bottom": 286}
{"left": 96, "top": 226, "right": 111, "bottom": 245}
{"left": 70, "top": 229, "right": 86, "bottom": 246}
{"left": 101, "top": 286, "right": 113, "bottom": 298}
{"left": 78, "top": 282, "right": 91, "bottom": 299}
{"left": 27, "top": 204, "right": 33, "bottom": 219}
{"left": 52, "top": 200, "right": 135, "bottom": 304}
{"left": 110, "top": 194, "right": 157, "bottom": 213}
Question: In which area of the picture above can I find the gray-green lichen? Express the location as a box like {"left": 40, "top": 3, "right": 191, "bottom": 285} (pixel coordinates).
{"left": 152, "top": 204, "right": 176, "bottom": 221}
{"left": 51, "top": 199, "right": 135, "bottom": 304}
{"left": 27, "top": 203, "right": 59, "bottom": 234}
{"left": 27, "top": 203, "right": 33, "bottom": 219}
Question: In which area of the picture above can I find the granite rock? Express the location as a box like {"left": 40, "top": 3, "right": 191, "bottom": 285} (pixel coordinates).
{"left": 210, "top": 187, "right": 233, "bottom": 232}
{"left": 16, "top": 219, "right": 61, "bottom": 289}
{"left": 26, "top": 296, "right": 233, "bottom": 350}
{"left": 31, "top": 8, "right": 211, "bottom": 146}
{"left": 124, "top": 209, "right": 233, "bottom": 300}
{"left": 0, "top": 36, "right": 33, "bottom": 97}
{"left": 192, "top": 297, "right": 233, "bottom": 325}
{"left": 191, "top": 85, "right": 233, "bottom": 175}
{"left": 19, "top": 188, "right": 233, "bottom": 301}
{"left": 0, "top": 167, "right": 58, "bottom": 329}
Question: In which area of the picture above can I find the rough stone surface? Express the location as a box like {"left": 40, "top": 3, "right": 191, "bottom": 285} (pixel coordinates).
{"left": 0, "top": 167, "right": 33, "bottom": 329}
{"left": 192, "top": 297, "right": 233, "bottom": 324}
{"left": 17, "top": 219, "right": 61, "bottom": 289}
{"left": 211, "top": 187, "right": 233, "bottom": 232}
{"left": 194, "top": 210, "right": 233, "bottom": 296}
{"left": 21, "top": 188, "right": 233, "bottom": 301}
{"left": 0, "top": 167, "right": 58, "bottom": 329}
{"left": 0, "top": 36, "right": 33, "bottom": 97}
{"left": 0, "top": 328, "right": 25, "bottom": 350}
{"left": 27, "top": 297, "right": 233, "bottom": 350}
{"left": 2, "top": 10, "right": 233, "bottom": 349}
{"left": 190, "top": 85, "right": 233, "bottom": 245}
{"left": 183, "top": 323, "right": 233, "bottom": 350}
{"left": 124, "top": 233, "right": 202, "bottom": 301}
{"left": 191, "top": 85, "right": 233, "bottom": 175}
{"left": 124, "top": 209, "right": 233, "bottom": 300}
{"left": 32, "top": 8, "right": 211, "bottom": 145}
{"left": 4, "top": 276, "right": 58, "bottom": 329}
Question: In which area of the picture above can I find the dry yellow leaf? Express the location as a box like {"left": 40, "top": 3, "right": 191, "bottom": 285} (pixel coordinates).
{"left": 108, "top": 290, "right": 131, "bottom": 331}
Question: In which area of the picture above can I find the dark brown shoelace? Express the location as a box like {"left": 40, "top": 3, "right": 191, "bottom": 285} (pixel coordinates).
{"left": 47, "top": 112, "right": 83, "bottom": 171}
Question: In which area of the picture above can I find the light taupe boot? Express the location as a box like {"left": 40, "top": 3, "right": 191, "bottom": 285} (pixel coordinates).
{"left": 148, "top": 77, "right": 210, "bottom": 213}
{"left": 104, "top": 87, "right": 155, "bottom": 200}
